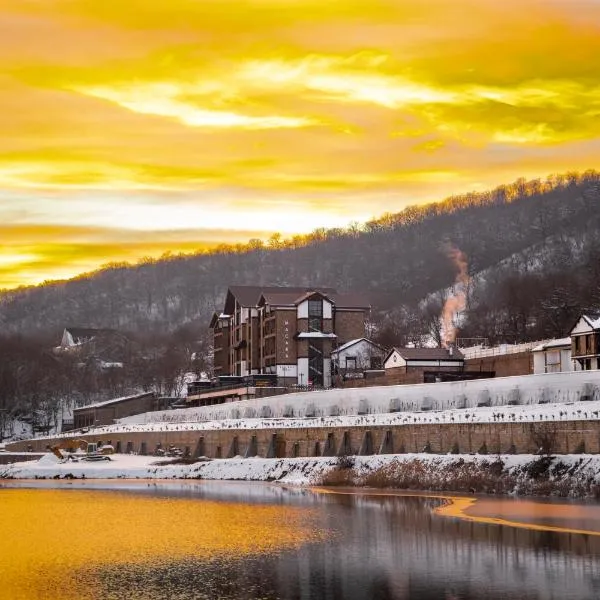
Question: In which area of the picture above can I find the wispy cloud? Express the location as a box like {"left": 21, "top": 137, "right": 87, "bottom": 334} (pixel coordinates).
{"left": 1, "top": 0, "right": 600, "bottom": 287}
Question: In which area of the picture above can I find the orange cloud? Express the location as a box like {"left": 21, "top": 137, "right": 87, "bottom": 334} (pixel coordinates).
{"left": 1, "top": 0, "right": 599, "bottom": 287}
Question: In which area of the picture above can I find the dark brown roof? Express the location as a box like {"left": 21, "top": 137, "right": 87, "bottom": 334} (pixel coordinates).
{"left": 224, "top": 285, "right": 337, "bottom": 312}
{"left": 259, "top": 290, "right": 335, "bottom": 307}
{"left": 386, "top": 347, "right": 465, "bottom": 361}
{"left": 332, "top": 292, "right": 371, "bottom": 309}
{"left": 224, "top": 285, "right": 371, "bottom": 311}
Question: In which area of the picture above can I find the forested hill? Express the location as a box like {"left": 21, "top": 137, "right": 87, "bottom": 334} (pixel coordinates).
{"left": 1, "top": 170, "right": 600, "bottom": 344}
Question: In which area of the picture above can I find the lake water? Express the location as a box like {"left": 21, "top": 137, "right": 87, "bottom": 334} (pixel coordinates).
{"left": 1, "top": 481, "right": 599, "bottom": 600}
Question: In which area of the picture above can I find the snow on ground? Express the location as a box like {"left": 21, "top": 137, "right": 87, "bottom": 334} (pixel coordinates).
{"left": 121, "top": 370, "right": 600, "bottom": 426}
{"left": 3, "top": 452, "right": 600, "bottom": 497}
{"left": 38, "top": 398, "right": 600, "bottom": 442}
{"left": 0, "top": 452, "right": 334, "bottom": 483}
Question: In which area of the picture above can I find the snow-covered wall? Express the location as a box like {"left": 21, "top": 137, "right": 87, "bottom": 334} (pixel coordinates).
{"left": 122, "top": 370, "right": 600, "bottom": 424}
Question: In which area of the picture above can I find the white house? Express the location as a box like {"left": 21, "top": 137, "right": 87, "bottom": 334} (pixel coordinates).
{"left": 60, "top": 327, "right": 102, "bottom": 348}
{"left": 384, "top": 347, "right": 465, "bottom": 373}
{"left": 569, "top": 314, "right": 600, "bottom": 371}
{"left": 331, "top": 338, "right": 386, "bottom": 377}
{"left": 532, "top": 338, "right": 574, "bottom": 374}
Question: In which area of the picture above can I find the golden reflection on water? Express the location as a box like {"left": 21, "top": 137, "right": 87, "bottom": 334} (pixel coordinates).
{"left": 436, "top": 496, "right": 600, "bottom": 537}
{"left": 313, "top": 486, "right": 600, "bottom": 537}
{"left": 0, "top": 489, "right": 323, "bottom": 600}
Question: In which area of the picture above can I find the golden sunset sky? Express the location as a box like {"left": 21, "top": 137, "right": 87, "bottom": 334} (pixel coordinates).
{"left": 2, "top": 0, "right": 600, "bottom": 289}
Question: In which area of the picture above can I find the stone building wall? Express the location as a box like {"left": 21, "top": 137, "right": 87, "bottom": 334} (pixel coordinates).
{"left": 10, "top": 419, "right": 600, "bottom": 458}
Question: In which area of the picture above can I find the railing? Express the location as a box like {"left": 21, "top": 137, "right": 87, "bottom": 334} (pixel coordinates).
{"left": 461, "top": 341, "right": 551, "bottom": 359}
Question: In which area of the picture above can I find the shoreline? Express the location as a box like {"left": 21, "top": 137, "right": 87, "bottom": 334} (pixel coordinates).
{"left": 2, "top": 452, "right": 600, "bottom": 500}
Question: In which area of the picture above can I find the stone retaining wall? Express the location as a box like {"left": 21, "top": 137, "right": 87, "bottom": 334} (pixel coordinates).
{"left": 8, "top": 420, "right": 600, "bottom": 459}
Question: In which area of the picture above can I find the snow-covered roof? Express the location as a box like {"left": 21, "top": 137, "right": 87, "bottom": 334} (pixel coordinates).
{"left": 532, "top": 338, "right": 572, "bottom": 352}
{"left": 63, "top": 327, "right": 122, "bottom": 344}
{"left": 209, "top": 312, "right": 232, "bottom": 328}
{"left": 385, "top": 346, "right": 464, "bottom": 362}
{"left": 73, "top": 392, "right": 155, "bottom": 411}
{"left": 581, "top": 315, "right": 600, "bottom": 330}
{"left": 332, "top": 338, "right": 384, "bottom": 355}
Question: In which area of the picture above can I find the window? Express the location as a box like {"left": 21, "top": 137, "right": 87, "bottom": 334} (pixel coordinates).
{"left": 345, "top": 356, "right": 357, "bottom": 371}
{"left": 370, "top": 356, "right": 382, "bottom": 369}
{"left": 308, "top": 300, "right": 323, "bottom": 333}
{"left": 308, "top": 299, "right": 323, "bottom": 316}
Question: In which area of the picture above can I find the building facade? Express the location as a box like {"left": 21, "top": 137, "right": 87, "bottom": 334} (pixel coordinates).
{"left": 570, "top": 314, "right": 600, "bottom": 371}
{"left": 384, "top": 347, "right": 465, "bottom": 373}
{"left": 532, "top": 338, "right": 573, "bottom": 374}
{"left": 210, "top": 286, "right": 370, "bottom": 387}
{"left": 331, "top": 338, "right": 386, "bottom": 377}
{"left": 72, "top": 392, "right": 170, "bottom": 428}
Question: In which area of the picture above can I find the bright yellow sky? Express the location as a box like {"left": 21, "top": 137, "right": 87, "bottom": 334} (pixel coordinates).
{"left": 2, "top": 0, "right": 600, "bottom": 288}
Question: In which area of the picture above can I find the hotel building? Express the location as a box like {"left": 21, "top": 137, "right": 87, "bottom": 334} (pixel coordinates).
{"left": 209, "top": 286, "right": 370, "bottom": 387}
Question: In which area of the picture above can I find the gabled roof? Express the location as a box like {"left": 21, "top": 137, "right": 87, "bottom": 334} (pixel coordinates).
{"left": 259, "top": 289, "right": 335, "bottom": 308}
{"left": 63, "top": 327, "right": 123, "bottom": 344}
{"left": 332, "top": 338, "right": 385, "bottom": 355}
{"left": 384, "top": 346, "right": 465, "bottom": 363}
{"left": 209, "top": 312, "right": 231, "bottom": 328}
{"left": 220, "top": 285, "right": 372, "bottom": 317}
{"left": 224, "top": 285, "right": 336, "bottom": 313}
{"left": 579, "top": 314, "right": 600, "bottom": 331}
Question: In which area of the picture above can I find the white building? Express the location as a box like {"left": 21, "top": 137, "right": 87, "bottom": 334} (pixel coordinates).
{"left": 384, "top": 347, "right": 465, "bottom": 373}
{"left": 570, "top": 314, "right": 600, "bottom": 371}
{"left": 532, "top": 338, "right": 573, "bottom": 374}
{"left": 331, "top": 338, "right": 386, "bottom": 376}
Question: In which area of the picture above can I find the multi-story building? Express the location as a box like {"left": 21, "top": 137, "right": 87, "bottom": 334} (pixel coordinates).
{"left": 208, "top": 313, "right": 231, "bottom": 377}
{"left": 210, "top": 286, "right": 371, "bottom": 387}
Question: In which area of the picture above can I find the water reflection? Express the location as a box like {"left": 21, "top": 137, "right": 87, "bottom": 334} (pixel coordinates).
{"left": 1, "top": 482, "right": 599, "bottom": 600}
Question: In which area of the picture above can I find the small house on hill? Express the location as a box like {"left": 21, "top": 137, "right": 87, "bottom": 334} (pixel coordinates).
{"left": 60, "top": 327, "right": 125, "bottom": 348}
{"left": 331, "top": 338, "right": 386, "bottom": 377}
{"left": 57, "top": 327, "right": 131, "bottom": 364}
{"left": 570, "top": 314, "right": 600, "bottom": 371}
{"left": 73, "top": 392, "right": 171, "bottom": 428}
{"left": 532, "top": 338, "right": 573, "bottom": 374}
{"left": 384, "top": 346, "right": 465, "bottom": 375}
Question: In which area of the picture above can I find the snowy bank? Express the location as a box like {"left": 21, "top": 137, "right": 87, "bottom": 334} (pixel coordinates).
{"left": 23, "top": 398, "right": 600, "bottom": 445}
{"left": 129, "top": 370, "right": 600, "bottom": 424}
{"left": 2, "top": 452, "right": 600, "bottom": 498}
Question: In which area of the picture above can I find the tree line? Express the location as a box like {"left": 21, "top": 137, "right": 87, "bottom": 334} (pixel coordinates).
{"left": 0, "top": 327, "right": 209, "bottom": 440}
{"left": 1, "top": 170, "right": 600, "bottom": 428}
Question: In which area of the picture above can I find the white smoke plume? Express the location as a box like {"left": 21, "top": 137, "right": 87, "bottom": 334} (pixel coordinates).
{"left": 441, "top": 243, "right": 469, "bottom": 347}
